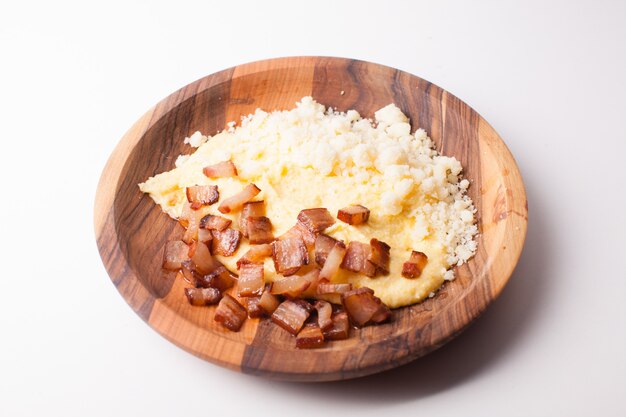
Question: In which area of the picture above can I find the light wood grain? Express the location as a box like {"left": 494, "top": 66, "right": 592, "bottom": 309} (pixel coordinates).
{"left": 94, "top": 56, "right": 527, "bottom": 381}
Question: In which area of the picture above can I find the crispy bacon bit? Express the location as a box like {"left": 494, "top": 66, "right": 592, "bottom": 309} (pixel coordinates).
{"left": 200, "top": 214, "right": 232, "bottom": 231}
{"left": 197, "top": 228, "right": 213, "bottom": 243}
{"left": 271, "top": 236, "right": 309, "bottom": 276}
{"left": 323, "top": 311, "right": 350, "bottom": 340}
{"left": 246, "top": 216, "right": 274, "bottom": 244}
{"left": 186, "top": 185, "right": 219, "bottom": 209}
{"left": 189, "top": 241, "right": 222, "bottom": 274}
{"left": 218, "top": 184, "right": 261, "bottom": 214}
{"left": 196, "top": 266, "right": 235, "bottom": 291}
{"left": 316, "top": 279, "right": 352, "bottom": 295}
{"left": 368, "top": 238, "right": 391, "bottom": 275}
{"left": 314, "top": 300, "right": 333, "bottom": 331}
{"left": 258, "top": 288, "right": 280, "bottom": 315}
{"left": 180, "top": 201, "right": 203, "bottom": 243}
{"left": 211, "top": 228, "right": 242, "bottom": 256}
{"left": 296, "top": 324, "right": 325, "bottom": 349}
{"left": 162, "top": 240, "right": 189, "bottom": 270}
{"left": 236, "top": 244, "right": 273, "bottom": 269}
{"left": 281, "top": 223, "right": 316, "bottom": 249}
{"left": 184, "top": 287, "right": 222, "bottom": 306}
{"left": 244, "top": 297, "right": 263, "bottom": 318}
{"left": 297, "top": 208, "right": 335, "bottom": 233}
{"left": 402, "top": 251, "right": 429, "bottom": 278}
{"left": 240, "top": 201, "right": 265, "bottom": 237}
{"left": 319, "top": 241, "right": 346, "bottom": 280}
{"left": 341, "top": 241, "right": 376, "bottom": 277}
{"left": 180, "top": 260, "right": 200, "bottom": 285}
{"left": 271, "top": 300, "right": 311, "bottom": 335}
{"left": 214, "top": 294, "right": 247, "bottom": 331}
{"left": 270, "top": 275, "right": 311, "bottom": 298}
{"left": 314, "top": 234, "right": 339, "bottom": 266}
{"left": 237, "top": 262, "right": 264, "bottom": 297}
{"left": 341, "top": 287, "right": 391, "bottom": 327}
{"left": 337, "top": 205, "right": 370, "bottom": 225}
{"left": 202, "top": 160, "right": 238, "bottom": 178}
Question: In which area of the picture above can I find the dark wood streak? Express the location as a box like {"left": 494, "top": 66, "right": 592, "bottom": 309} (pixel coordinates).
{"left": 94, "top": 57, "right": 527, "bottom": 381}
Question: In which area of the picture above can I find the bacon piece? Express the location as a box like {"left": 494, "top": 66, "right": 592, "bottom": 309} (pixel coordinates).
{"left": 202, "top": 160, "right": 238, "bottom": 178}
{"left": 214, "top": 294, "right": 247, "bottom": 331}
{"left": 196, "top": 265, "right": 235, "bottom": 291}
{"left": 314, "top": 300, "right": 333, "bottom": 331}
{"left": 368, "top": 238, "right": 391, "bottom": 275}
{"left": 218, "top": 184, "right": 261, "bottom": 214}
{"left": 244, "top": 297, "right": 263, "bottom": 318}
{"left": 314, "top": 234, "right": 339, "bottom": 266}
{"left": 211, "top": 228, "right": 242, "bottom": 256}
{"left": 240, "top": 201, "right": 265, "bottom": 237}
{"left": 184, "top": 287, "right": 222, "bottom": 306}
{"left": 341, "top": 287, "right": 391, "bottom": 327}
{"left": 271, "top": 300, "right": 311, "bottom": 335}
{"left": 297, "top": 269, "right": 323, "bottom": 298}
{"left": 271, "top": 236, "right": 309, "bottom": 276}
{"left": 246, "top": 216, "right": 274, "bottom": 244}
{"left": 402, "top": 251, "right": 429, "bottom": 278}
{"left": 340, "top": 241, "right": 376, "bottom": 277}
{"left": 197, "top": 228, "right": 213, "bottom": 243}
{"left": 236, "top": 244, "right": 273, "bottom": 269}
{"left": 281, "top": 223, "right": 316, "bottom": 249}
{"left": 180, "top": 260, "right": 201, "bottom": 286}
{"left": 316, "top": 279, "right": 352, "bottom": 295}
{"left": 269, "top": 275, "right": 311, "bottom": 298}
{"left": 186, "top": 185, "right": 219, "bottom": 209}
{"left": 337, "top": 205, "right": 370, "bottom": 225}
{"left": 319, "top": 241, "right": 346, "bottom": 280}
{"left": 323, "top": 311, "right": 350, "bottom": 340}
{"left": 237, "top": 262, "right": 264, "bottom": 297}
{"left": 180, "top": 201, "right": 203, "bottom": 243}
{"left": 297, "top": 208, "right": 335, "bottom": 233}
{"left": 189, "top": 241, "right": 222, "bottom": 274}
{"left": 258, "top": 288, "right": 280, "bottom": 315}
{"left": 296, "top": 324, "right": 325, "bottom": 349}
{"left": 200, "top": 214, "right": 232, "bottom": 231}
{"left": 162, "top": 240, "right": 189, "bottom": 271}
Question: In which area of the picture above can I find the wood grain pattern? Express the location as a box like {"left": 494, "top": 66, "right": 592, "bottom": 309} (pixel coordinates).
{"left": 94, "top": 57, "right": 527, "bottom": 381}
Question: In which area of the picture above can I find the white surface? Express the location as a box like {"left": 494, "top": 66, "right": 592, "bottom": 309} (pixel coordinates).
{"left": 1, "top": 1, "right": 625, "bottom": 415}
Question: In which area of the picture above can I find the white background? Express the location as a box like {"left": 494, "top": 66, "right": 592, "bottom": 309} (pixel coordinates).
{"left": 1, "top": 1, "right": 625, "bottom": 416}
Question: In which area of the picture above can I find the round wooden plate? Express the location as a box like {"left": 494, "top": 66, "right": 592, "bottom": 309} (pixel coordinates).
{"left": 94, "top": 56, "right": 527, "bottom": 381}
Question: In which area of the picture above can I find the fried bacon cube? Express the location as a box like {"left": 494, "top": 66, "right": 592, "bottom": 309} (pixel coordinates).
{"left": 340, "top": 241, "right": 376, "bottom": 277}
{"left": 199, "top": 214, "right": 232, "bottom": 231}
{"left": 189, "top": 241, "right": 222, "bottom": 275}
{"left": 214, "top": 294, "right": 247, "bottom": 331}
{"left": 240, "top": 201, "right": 265, "bottom": 237}
{"left": 316, "top": 279, "right": 352, "bottom": 295}
{"left": 314, "top": 234, "right": 339, "bottom": 266}
{"left": 341, "top": 287, "right": 391, "bottom": 327}
{"left": 296, "top": 208, "right": 335, "bottom": 233}
{"left": 271, "top": 300, "right": 312, "bottom": 335}
{"left": 196, "top": 265, "right": 235, "bottom": 292}
{"left": 271, "top": 236, "right": 309, "bottom": 276}
{"left": 237, "top": 262, "right": 265, "bottom": 297}
{"left": 245, "top": 216, "right": 274, "bottom": 244}
{"left": 185, "top": 185, "right": 219, "bottom": 209}
{"left": 337, "top": 205, "right": 370, "bottom": 225}
{"left": 367, "top": 238, "right": 391, "bottom": 275}
{"left": 296, "top": 324, "right": 325, "bottom": 349}
{"left": 314, "top": 300, "right": 333, "bottom": 331}
{"left": 402, "top": 251, "right": 429, "bottom": 278}
{"left": 211, "top": 228, "right": 242, "bottom": 256}
{"left": 323, "top": 311, "right": 350, "bottom": 340}
{"left": 218, "top": 184, "right": 261, "bottom": 214}
{"left": 269, "top": 275, "right": 311, "bottom": 298}
{"left": 319, "top": 240, "right": 346, "bottom": 280}
{"left": 184, "top": 287, "right": 222, "bottom": 306}
{"left": 236, "top": 244, "right": 273, "bottom": 269}
{"left": 202, "top": 160, "right": 238, "bottom": 178}
{"left": 258, "top": 287, "right": 280, "bottom": 315}
{"left": 162, "top": 240, "right": 189, "bottom": 271}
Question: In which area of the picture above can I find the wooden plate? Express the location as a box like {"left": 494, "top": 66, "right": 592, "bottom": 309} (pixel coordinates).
{"left": 94, "top": 56, "right": 527, "bottom": 381}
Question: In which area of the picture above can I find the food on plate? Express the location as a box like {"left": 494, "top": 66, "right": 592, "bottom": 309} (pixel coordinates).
{"left": 139, "top": 97, "right": 477, "bottom": 347}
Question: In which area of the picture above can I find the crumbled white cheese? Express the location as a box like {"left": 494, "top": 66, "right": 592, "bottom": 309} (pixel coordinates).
{"left": 183, "top": 131, "right": 207, "bottom": 147}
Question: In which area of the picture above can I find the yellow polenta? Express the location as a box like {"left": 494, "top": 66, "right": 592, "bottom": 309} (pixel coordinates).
{"left": 139, "top": 97, "right": 477, "bottom": 308}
